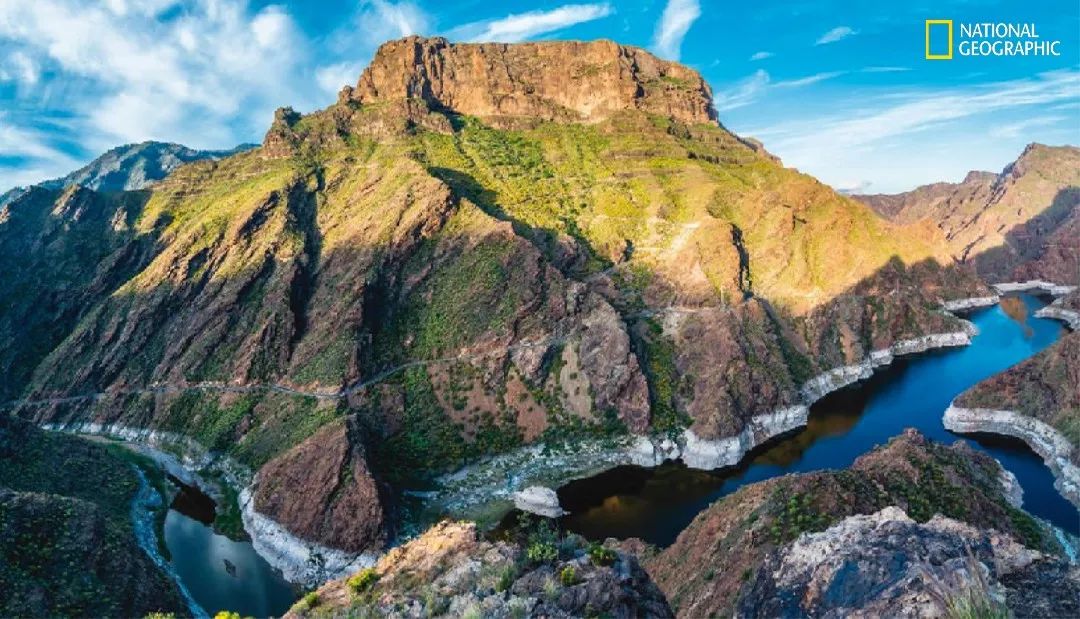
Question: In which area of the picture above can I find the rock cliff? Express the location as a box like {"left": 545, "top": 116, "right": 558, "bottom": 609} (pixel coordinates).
{"left": 350, "top": 36, "right": 717, "bottom": 126}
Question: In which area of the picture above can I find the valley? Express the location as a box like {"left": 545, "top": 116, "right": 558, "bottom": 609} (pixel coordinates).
{"left": 0, "top": 35, "right": 1076, "bottom": 618}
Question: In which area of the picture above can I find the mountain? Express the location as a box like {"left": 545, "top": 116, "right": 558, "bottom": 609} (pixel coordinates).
{"left": 3, "top": 36, "right": 987, "bottom": 563}
{"left": 42, "top": 141, "right": 256, "bottom": 193}
{"left": 0, "top": 141, "right": 255, "bottom": 212}
{"left": 857, "top": 144, "right": 1080, "bottom": 284}
{"left": 645, "top": 429, "right": 1077, "bottom": 618}
{"left": 0, "top": 414, "right": 185, "bottom": 617}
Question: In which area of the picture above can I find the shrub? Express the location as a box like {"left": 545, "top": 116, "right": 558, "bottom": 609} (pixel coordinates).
{"left": 299, "top": 591, "right": 320, "bottom": 611}
{"left": 587, "top": 542, "right": 617, "bottom": 567}
{"left": 559, "top": 565, "right": 578, "bottom": 586}
{"left": 527, "top": 541, "right": 558, "bottom": 564}
{"left": 921, "top": 550, "right": 1008, "bottom": 619}
{"left": 496, "top": 565, "right": 517, "bottom": 592}
{"left": 347, "top": 568, "right": 379, "bottom": 594}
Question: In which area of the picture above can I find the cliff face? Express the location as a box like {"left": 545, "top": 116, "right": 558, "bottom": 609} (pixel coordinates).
{"left": 350, "top": 36, "right": 717, "bottom": 126}
{"left": 738, "top": 506, "right": 1079, "bottom": 619}
{"left": 645, "top": 430, "right": 1067, "bottom": 618}
{"left": 857, "top": 144, "right": 1080, "bottom": 284}
{"left": 253, "top": 416, "right": 391, "bottom": 554}
{"left": 3, "top": 37, "right": 987, "bottom": 559}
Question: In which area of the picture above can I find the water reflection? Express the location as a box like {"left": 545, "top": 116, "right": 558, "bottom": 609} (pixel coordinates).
{"left": 164, "top": 481, "right": 298, "bottom": 617}
{"left": 999, "top": 295, "right": 1033, "bottom": 337}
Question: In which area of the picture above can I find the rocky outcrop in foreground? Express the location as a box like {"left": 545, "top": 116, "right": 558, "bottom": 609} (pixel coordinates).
{"left": 739, "top": 506, "right": 1079, "bottom": 618}
{"left": 286, "top": 520, "right": 672, "bottom": 618}
{"left": 646, "top": 429, "right": 1069, "bottom": 618}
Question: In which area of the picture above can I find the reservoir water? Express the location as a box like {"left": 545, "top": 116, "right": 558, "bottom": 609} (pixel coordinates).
{"left": 558, "top": 294, "right": 1078, "bottom": 545}
{"left": 164, "top": 481, "right": 297, "bottom": 617}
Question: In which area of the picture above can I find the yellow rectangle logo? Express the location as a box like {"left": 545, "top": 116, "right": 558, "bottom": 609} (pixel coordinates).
{"left": 926, "top": 19, "right": 953, "bottom": 59}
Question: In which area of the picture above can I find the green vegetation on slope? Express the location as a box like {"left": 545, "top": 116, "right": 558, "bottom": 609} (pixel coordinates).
{"left": 0, "top": 415, "right": 184, "bottom": 617}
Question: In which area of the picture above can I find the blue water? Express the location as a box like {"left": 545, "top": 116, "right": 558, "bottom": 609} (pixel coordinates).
{"left": 559, "top": 294, "right": 1078, "bottom": 546}
{"left": 164, "top": 509, "right": 297, "bottom": 617}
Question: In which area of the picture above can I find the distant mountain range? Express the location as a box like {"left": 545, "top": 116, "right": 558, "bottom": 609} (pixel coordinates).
{"left": 856, "top": 143, "right": 1080, "bottom": 283}
{"left": 1, "top": 140, "right": 256, "bottom": 208}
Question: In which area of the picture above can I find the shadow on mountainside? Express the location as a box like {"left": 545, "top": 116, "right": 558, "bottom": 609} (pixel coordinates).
{"left": 970, "top": 186, "right": 1080, "bottom": 284}
{"left": 0, "top": 186, "right": 156, "bottom": 401}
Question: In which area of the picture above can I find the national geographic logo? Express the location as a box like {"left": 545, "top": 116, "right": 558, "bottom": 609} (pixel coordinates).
{"left": 925, "top": 20, "right": 1062, "bottom": 59}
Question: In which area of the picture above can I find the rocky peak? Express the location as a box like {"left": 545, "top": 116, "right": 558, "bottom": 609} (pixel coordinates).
{"left": 347, "top": 36, "right": 718, "bottom": 126}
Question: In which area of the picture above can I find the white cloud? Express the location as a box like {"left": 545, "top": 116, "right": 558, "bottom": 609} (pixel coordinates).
{"left": 989, "top": 115, "right": 1067, "bottom": 139}
{"left": 651, "top": 0, "right": 700, "bottom": 60}
{"left": 1, "top": 51, "right": 40, "bottom": 86}
{"left": 359, "top": 0, "right": 430, "bottom": 40}
{"left": 319, "top": 1, "right": 431, "bottom": 95}
{"left": 0, "top": 113, "right": 82, "bottom": 186}
{"left": 774, "top": 71, "right": 844, "bottom": 88}
{"left": 0, "top": 0, "right": 410, "bottom": 186}
{"left": 0, "top": 1, "right": 318, "bottom": 149}
{"left": 815, "top": 26, "right": 857, "bottom": 45}
{"left": 458, "top": 3, "right": 613, "bottom": 43}
{"left": 714, "top": 69, "right": 770, "bottom": 112}
{"left": 316, "top": 61, "right": 365, "bottom": 96}
{"left": 861, "top": 66, "right": 910, "bottom": 73}
{"left": 749, "top": 51, "right": 774, "bottom": 61}
{"left": 764, "top": 70, "right": 1080, "bottom": 155}
{"left": 714, "top": 69, "right": 843, "bottom": 112}
{"left": 736, "top": 70, "right": 1080, "bottom": 192}
{"left": 833, "top": 179, "right": 872, "bottom": 194}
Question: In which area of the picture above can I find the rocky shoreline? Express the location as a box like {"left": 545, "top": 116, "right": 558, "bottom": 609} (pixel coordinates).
{"left": 993, "top": 280, "right": 1077, "bottom": 297}
{"left": 39, "top": 421, "right": 371, "bottom": 588}
{"left": 943, "top": 405, "right": 1080, "bottom": 509}
{"left": 940, "top": 281, "right": 1078, "bottom": 513}
{"left": 1035, "top": 298, "right": 1080, "bottom": 330}
{"left": 942, "top": 295, "right": 1000, "bottom": 312}
{"left": 440, "top": 311, "right": 983, "bottom": 518}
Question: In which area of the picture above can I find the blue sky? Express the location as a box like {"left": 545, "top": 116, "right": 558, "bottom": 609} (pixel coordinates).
{"left": 1, "top": 0, "right": 1077, "bottom": 192}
